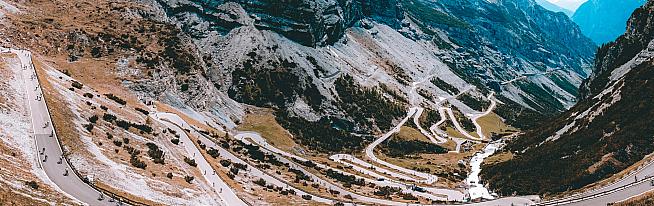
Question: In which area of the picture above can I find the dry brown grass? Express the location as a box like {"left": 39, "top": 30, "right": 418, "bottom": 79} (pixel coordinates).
{"left": 614, "top": 189, "right": 654, "bottom": 206}
{"left": 476, "top": 112, "right": 515, "bottom": 137}
{"left": 94, "top": 182, "right": 164, "bottom": 206}
{"left": 396, "top": 126, "right": 430, "bottom": 142}
{"left": 34, "top": 57, "right": 90, "bottom": 157}
{"left": 483, "top": 152, "right": 514, "bottom": 165}
{"left": 156, "top": 102, "right": 223, "bottom": 136}
{"left": 237, "top": 108, "right": 302, "bottom": 155}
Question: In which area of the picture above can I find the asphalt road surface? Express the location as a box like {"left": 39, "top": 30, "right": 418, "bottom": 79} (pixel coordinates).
{"left": 7, "top": 48, "right": 114, "bottom": 205}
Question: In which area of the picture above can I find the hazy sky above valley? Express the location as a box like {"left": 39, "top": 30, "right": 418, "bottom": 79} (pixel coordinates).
{"left": 546, "top": 0, "right": 588, "bottom": 11}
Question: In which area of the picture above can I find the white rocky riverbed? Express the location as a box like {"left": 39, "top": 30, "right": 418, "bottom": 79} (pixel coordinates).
{"left": 465, "top": 141, "right": 503, "bottom": 200}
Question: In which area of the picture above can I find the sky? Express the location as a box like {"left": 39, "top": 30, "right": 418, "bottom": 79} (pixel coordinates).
{"left": 546, "top": 0, "right": 588, "bottom": 11}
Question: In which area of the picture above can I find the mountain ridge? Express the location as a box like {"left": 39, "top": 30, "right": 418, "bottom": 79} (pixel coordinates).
{"left": 483, "top": 0, "right": 654, "bottom": 195}
{"left": 572, "top": 0, "right": 647, "bottom": 44}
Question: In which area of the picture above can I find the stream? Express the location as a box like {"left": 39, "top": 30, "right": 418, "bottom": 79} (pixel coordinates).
{"left": 465, "top": 141, "right": 503, "bottom": 200}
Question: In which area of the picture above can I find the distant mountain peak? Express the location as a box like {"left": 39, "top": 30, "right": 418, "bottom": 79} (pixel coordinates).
{"left": 535, "top": 0, "right": 574, "bottom": 16}
{"left": 572, "top": 0, "right": 647, "bottom": 44}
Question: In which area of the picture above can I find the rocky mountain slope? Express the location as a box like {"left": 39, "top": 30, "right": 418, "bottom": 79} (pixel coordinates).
{"left": 483, "top": 0, "right": 654, "bottom": 195}
{"left": 572, "top": 0, "right": 646, "bottom": 44}
{"left": 146, "top": 0, "right": 596, "bottom": 148}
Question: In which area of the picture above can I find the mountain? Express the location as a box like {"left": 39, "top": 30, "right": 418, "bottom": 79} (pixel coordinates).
{"left": 483, "top": 0, "right": 654, "bottom": 195}
{"left": 148, "top": 0, "right": 596, "bottom": 140}
{"left": 0, "top": 0, "right": 605, "bottom": 204}
{"left": 536, "top": 0, "right": 574, "bottom": 16}
{"left": 572, "top": 0, "right": 647, "bottom": 44}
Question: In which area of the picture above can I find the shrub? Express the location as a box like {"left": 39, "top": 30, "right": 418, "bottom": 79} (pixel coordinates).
{"left": 253, "top": 178, "right": 266, "bottom": 187}
{"left": 184, "top": 157, "right": 197, "bottom": 167}
{"left": 130, "top": 155, "right": 147, "bottom": 169}
{"left": 166, "top": 172, "right": 173, "bottom": 179}
{"left": 25, "top": 181, "right": 39, "bottom": 190}
{"left": 146, "top": 143, "right": 165, "bottom": 164}
{"left": 207, "top": 148, "right": 220, "bottom": 158}
{"left": 104, "top": 94, "right": 127, "bottom": 105}
{"left": 113, "top": 140, "right": 123, "bottom": 147}
{"left": 135, "top": 107, "right": 149, "bottom": 115}
{"left": 102, "top": 113, "right": 117, "bottom": 122}
{"left": 83, "top": 93, "right": 94, "bottom": 98}
{"left": 197, "top": 140, "right": 206, "bottom": 150}
{"left": 123, "top": 138, "right": 130, "bottom": 145}
{"left": 83, "top": 124, "right": 94, "bottom": 132}
{"left": 89, "top": 115, "right": 98, "bottom": 124}
{"left": 220, "top": 159, "right": 231, "bottom": 167}
{"left": 71, "top": 80, "right": 83, "bottom": 89}
{"left": 233, "top": 163, "right": 247, "bottom": 170}
{"left": 230, "top": 167, "right": 239, "bottom": 175}
{"left": 301, "top": 195, "right": 312, "bottom": 200}
{"left": 171, "top": 138, "right": 180, "bottom": 145}
{"left": 184, "top": 175, "right": 194, "bottom": 183}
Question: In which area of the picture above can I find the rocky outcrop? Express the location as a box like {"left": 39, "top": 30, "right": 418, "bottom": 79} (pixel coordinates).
{"left": 154, "top": 0, "right": 403, "bottom": 47}
{"left": 483, "top": 0, "right": 654, "bottom": 195}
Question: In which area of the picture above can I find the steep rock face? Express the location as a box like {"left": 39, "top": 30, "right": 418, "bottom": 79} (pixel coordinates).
{"left": 572, "top": 0, "right": 646, "bottom": 44}
{"left": 483, "top": 1, "right": 654, "bottom": 195}
{"left": 154, "top": 0, "right": 403, "bottom": 46}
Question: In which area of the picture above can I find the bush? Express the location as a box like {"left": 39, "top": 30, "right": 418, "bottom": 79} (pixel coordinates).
{"left": 104, "top": 93, "right": 127, "bottom": 105}
{"left": 197, "top": 140, "right": 206, "bottom": 150}
{"left": 146, "top": 143, "right": 165, "bottom": 164}
{"left": 220, "top": 159, "right": 231, "bottom": 167}
{"left": 89, "top": 115, "right": 98, "bottom": 124}
{"left": 71, "top": 80, "right": 83, "bottom": 89}
{"left": 207, "top": 148, "right": 220, "bottom": 158}
{"left": 123, "top": 138, "right": 130, "bottom": 145}
{"left": 135, "top": 107, "right": 149, "bottom": 115}
{"left": 400, "top": 192, "right": 418, "bottom": 200}
{"left": 184, "top": 175, "right": 194, "bottom": 183}
{"left": 184, "top": 157, "right": 197, "bottom": 167}
{"left": 102, "top": 113, "right": 117, "bottom": 122}
{"left": 25, "top": 181, "right": 39, "bottom": 190}
{"left": 230, "top": 167, "right": 239, "bottom": 175}
{"left": 253, "top": 178, "right": 266, "bottom": 187}
{"left": 83, "top": 124, "right": 94, "bottom": 132}
{"left": 302, "top": 195, "right": 312, "bottom": 200}
{"left": 113, "top": 140, "right": 123, "bottom": 147}
{"left": 83, "top": 93, "right": 94, "bottom": 98}
{"left": 166, "top": 172, "right": 173, "bottom": 179}
{"left": 130, "top": 155, "right": 147, "bottom": 169}
{"left": 233, "top": 163, "right": 247, "bottom": 170}
{"left": 171, "top": 138, "right": 180, "bottom": 145}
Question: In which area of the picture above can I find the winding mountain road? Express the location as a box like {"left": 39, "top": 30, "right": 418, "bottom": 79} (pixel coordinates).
{"left": 4, "top": 48, "right": 113, "bottom": 205}
{"left": 153, "top": 113, "right": 245, "bottom": 206}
